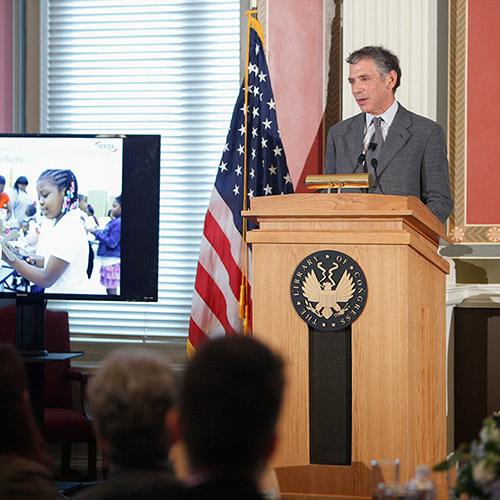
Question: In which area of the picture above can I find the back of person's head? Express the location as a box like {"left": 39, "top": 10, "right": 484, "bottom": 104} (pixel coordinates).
{"left": 180, "top": 336, "right": 284, "bottom": 478}
{"left": 0, "top": 174, "right": 5, "bottom": 186}
{"left": 0, "top": 343, "right": 50, "bottom": 467}
{"left": 87, "top": 348, "right": 177, "bottom": 470}
{"left": 346, "top": 45, "right": 402, "bottom": 92}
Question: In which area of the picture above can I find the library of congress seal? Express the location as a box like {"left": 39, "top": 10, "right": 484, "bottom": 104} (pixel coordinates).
{"left": 290, "top": 250, "right": 367, "bottom": 331}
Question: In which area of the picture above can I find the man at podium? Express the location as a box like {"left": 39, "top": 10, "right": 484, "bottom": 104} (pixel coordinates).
{"left": 324, "top": 45, "right": 453, "bottom": 224}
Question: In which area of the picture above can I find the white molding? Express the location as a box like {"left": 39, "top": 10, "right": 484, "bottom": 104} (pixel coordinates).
{"left": 447, "top": 284, "right": 500, "bottom": 308}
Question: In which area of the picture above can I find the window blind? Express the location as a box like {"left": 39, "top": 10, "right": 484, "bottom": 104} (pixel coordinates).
{"left": 39, "top": 0, "right": 240, "bottom": 369}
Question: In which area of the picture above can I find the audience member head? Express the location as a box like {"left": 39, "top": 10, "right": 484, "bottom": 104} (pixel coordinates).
{"left": 179, "top": 336, "right": 284, "bottom": 480}
{"left": 87, "top": 349, "right": 177, "bottom": 470}
{"left": 0, "top": 175, "right": 6, "bottom": 194}
{"left": 0, "top": 343, "right": 50, "bottom": 467}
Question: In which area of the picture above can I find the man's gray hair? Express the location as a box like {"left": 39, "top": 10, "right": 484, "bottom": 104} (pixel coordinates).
{"left": 88, "top": 348, "right": 176, "bottom": 469}
{"left": 346, "top": 45, "right": 402, "bottom": 92}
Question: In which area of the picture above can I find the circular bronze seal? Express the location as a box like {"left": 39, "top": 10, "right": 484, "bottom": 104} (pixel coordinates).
{"left": 290, "top": 250, "right": 367, "bottom": 331}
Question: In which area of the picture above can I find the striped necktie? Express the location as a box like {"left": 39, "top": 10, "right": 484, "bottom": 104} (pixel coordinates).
{"left": 365, "top": 116, "right": 384, "bottom": 180}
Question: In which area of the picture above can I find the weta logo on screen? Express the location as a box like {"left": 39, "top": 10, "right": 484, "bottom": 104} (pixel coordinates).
{"left": 290, "top": 250, "right": 367, "bottom": 331}
{"left": 94, "top": 141, "right": 118, "bottom": 153}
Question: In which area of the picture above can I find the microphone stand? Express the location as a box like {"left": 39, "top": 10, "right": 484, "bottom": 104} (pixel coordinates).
{"left": 370, "top": 158, "right": 384, "bottom": 194}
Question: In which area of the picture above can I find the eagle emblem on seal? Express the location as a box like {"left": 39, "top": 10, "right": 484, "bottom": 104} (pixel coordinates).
{"left": 302, "top": 268, "right": 355, "bottom": 319}
{"left": 290, "top": 250, "right": 367, "bottom": 331}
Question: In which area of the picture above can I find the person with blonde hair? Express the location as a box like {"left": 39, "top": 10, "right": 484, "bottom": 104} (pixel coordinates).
{"left": 73, "top": 349, "right": 185, "bottom": 500}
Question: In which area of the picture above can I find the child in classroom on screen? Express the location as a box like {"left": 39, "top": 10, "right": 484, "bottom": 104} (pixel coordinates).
{"left": 89, "top": 195, "right": 121, "bottom": 295}
{"left": 1, "top": 169, "right": 90, "bottom": 294}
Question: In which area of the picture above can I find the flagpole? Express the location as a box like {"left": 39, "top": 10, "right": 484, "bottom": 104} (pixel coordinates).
{"left": 239, "top": 7, "right": 252, "bottom": 326}
{"left": 240, "top": 4, "right": 259, "bottom": 333}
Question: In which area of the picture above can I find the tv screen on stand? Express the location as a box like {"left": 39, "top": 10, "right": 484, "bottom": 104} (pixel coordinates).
{"left": 0, "top": 133, "right": 161, "bottom": 302}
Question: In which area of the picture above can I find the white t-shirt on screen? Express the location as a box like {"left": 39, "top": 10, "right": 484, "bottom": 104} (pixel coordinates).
{"left": 36, "top": 209, "right": 90, "bottom": 294}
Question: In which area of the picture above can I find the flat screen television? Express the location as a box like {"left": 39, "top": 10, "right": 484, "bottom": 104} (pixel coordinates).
{"left": 0, "top": 133, "right": 160, "bottom": 302}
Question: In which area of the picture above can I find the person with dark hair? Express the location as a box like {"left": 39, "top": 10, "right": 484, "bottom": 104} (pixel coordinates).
{"left": 0, "top": 343, "right": 57, "bottom": 499}
{"left": 0, "top": 175, "right": 13, "bottom": 221}
{"left": 72, "top": 349, "right": 186, "bottom": 500}
{"left": 77, "top": 194, "right": 97, "bottom": 234}
{"left": 1, "top": 169, "right": 90, "bottom": 293}
{"left": 178, "top": 336, "right": 285, "bottom": 500}
{"left": 85, "top": 204, "right": 98, "bottom": 226}
{"left": 76, "top": 194, "right": 96, "bottom": 279}
{"left": 10, "top": 176, "right": 32, "bottom": 225}
{"left": 22, "top": 204, "right": 40, "bottom": 254}
{"left": 324, "top": 45, "right": 453, "bottom": 223}
{"left": 89, "top": 196, "right": 121, "bottom": 295}
{"left": 25, "top": 204, "right": 37, "bottom": 219}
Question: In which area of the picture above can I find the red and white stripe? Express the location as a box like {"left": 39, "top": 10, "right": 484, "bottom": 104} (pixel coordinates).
{"left": 188, "top": 188, "right": 252, "bottom": 355}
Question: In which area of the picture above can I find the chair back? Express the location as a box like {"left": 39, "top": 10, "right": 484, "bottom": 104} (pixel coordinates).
{"left": 0, "top": 304, "right": 73, "bottom": 409}
{"left": 44, "top": 310, "right": 73, "bottom": 409}
{"left": 0, "top": 303, "right": 17, "bottom": 345}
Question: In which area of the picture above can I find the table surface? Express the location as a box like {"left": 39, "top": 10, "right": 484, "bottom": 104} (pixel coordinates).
{"left": 21, "top": 351, "right": 84, "bottom": 363}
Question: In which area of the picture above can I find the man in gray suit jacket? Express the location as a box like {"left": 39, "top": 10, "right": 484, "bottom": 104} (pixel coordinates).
{"left": 325, "top": 46, "right": 453, "bottom": 223}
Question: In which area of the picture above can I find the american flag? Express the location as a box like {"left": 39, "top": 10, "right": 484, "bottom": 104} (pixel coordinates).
{"left": 188, "top": 15, "right": 294, "bottom": 355}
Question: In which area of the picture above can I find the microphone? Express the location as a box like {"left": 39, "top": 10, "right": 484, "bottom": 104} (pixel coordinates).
{"left": 370, "top": 158, "right": 384, "bottom": 194}
{"left": 353, "top": 153, "right": 366, "bottom": 173}
{"left": 368, "top": 142, "right": 377, "bottom": 152}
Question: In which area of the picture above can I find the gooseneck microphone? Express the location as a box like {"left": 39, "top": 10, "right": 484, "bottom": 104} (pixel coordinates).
{"left": 370, "top": 158, "right": 384, "bottom": 194}
{"left": 368, "top": 142, "right": 377, "bottom": 152}
{"left": 353, "top": 153, "right": 366, "bottom": 173}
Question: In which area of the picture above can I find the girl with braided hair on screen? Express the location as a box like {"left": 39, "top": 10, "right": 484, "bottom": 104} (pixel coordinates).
{"left": 1, "top": 169, "right": 91, "bottom": 294}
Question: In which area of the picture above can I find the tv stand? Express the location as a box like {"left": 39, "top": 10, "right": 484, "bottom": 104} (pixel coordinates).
{"left": 15, "top": 296, "right": 47, "bottom": 424}
{"left": 13, "top": 297, "right": 84, "bottom": 426}
{"left": 15, "top": 295, "right": 47, "bottom": 353}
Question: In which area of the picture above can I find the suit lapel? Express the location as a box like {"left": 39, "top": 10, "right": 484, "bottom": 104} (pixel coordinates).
{"left": 377, "top": 105, "right": 412, "bottom": 177}
{"left": 341, "top": 113, "right": 365, "bottom": 170}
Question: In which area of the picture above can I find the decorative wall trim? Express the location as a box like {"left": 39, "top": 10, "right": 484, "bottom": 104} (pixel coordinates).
{"left": 448, "top": 0, "right": 500, "bottom": 244}
{"left": 448, "top": 0, "right": 468, "bottom": 242}
{"left": 324, "top": 0, "right": 342, "bottom": 134}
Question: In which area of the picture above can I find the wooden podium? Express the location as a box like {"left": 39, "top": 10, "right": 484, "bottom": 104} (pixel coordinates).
{"left": 243, "top": 194, "right": 449, "bottom": 500}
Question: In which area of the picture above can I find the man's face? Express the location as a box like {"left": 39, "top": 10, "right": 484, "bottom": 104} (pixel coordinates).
{"left": 348, "top": 57, "right": 397, "bottom": 116}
